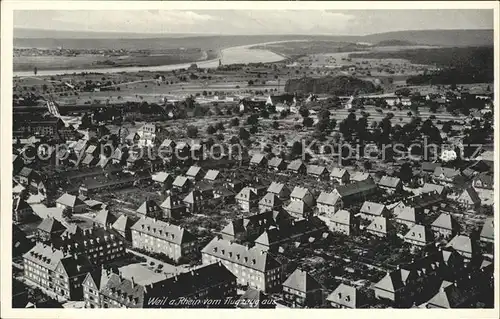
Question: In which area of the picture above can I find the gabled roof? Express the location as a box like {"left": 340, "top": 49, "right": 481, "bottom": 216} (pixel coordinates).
{"left": 250, "top": 153, "right": 266, "bottom": 165}
{"left": 259, "top": 192, "right": 282, "bottom": 207}
{"left": 330, "top": 167, "right": 348, "bottom": 178}
{"left": 287, "top": 159, "right": 305, "bottom": 171}
{"left": 330, "top": 210, "right": 351, "bottom": 225}
{"left": 152, "top": 172, "right": 172, "bottom": 183}
{"left": 183, "top": 190, "right": 202, "bottom": 204}
{"left": 327, "top": 283, "right": 363, "bottom": 308}
{"left": 395, "top": 206, "right": 423, "bottom": 224}
{"left": 204, "top": 169, "right": 220, "bottom": 181}
{"left": 431, "top": 213, "right": 460, "bottom": 231}
{"left": 335, "top": 179, "right": 376, "bottom": 198}
{"left": 378, "top": 176, "right": 401, "bottom": 188}
{"left": 172, "top": 176, "right": 189, "bottom": 187}
{"left": 350, "top": 172, "right": 370, "bottom": 182}
{"left": 290, "top": 187, "right": 311, "bottom": 200}
{"left": 267, "top": 182, "right": 288, "bottom": 195}
{"left": 37, "top": 217, "right": 66, "bottom": 234}
{"left": 422, "top": 183, "right": 445, "bottom": 195}
{"left": 446, "top": 235, "right": 474, "bottom": 255}
{"left": 56, "top": 193, "right": 86, "bottom": 208}
{"left": 160, "top": 195, "right": 183, "bottom": 209}
{"left": 112, "top": 215, "right": 135, "bottom": 233}
{"left": 186, "top": 166, "right": 202, "bottom": 177}
{"left": 433, "top": 167, "right": 460, "bottom": 178}
{"left": 283, "top": 268, "right": 322, "bottom": 293}
{"left": 131, "top": 217, "right": 195, "bottom": 245}
{"left": 160, "top": 139, "right": 175, "bottom": 148}
{"left": 374, "top": 269, "right": 413, "bottom": 293}
{"left": 235, "top": 187, "right": 258, "bottom": 202}
{"left": 421, "top": 162, "right": 440, "bottom": 172}
{"left": 317, "top": 191, "right": 340, "bottom": 206}
{"left": 94, "top": 210, "right": 117, "bottom": 226}
{"left": 360, "top": 201, "right": 386, "bottom": 216}
{"left": 136, "top": 200, "right": 162, "bottom": 215}
{"left": 366, "top": 216, "right": 390, "bottom": 234}
{"left": 426, "top": 284, "right": 474, "bottom": 308}
{"left": 18, "top": 167, "right": 33, "bottom": 178}
{"left": 285, "top": 200, "right": 310, "bottom": 215}
{"left": 480, "top": 217, "right": 494, "bottom": 240}
{"left": 307, "top": 165, "right": 327, "bottom": 176}
{"left": 404, "top": 224, "right": 433, "bottom": 244}
{"left": 268, "top": 157, "right": 284, "bottom": 168}
{"left": 474, "top": 172, "right": 493, "bottom": 186}
{"left": 201, "top": 237, "right": 281, "bottom": 272}
{"left": 459, "top": 187, "right": 481, "bottom": 204}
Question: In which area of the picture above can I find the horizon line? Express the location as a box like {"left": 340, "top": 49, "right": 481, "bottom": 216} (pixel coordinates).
{"left": 13, "top": 27, "right": 494, "bottom": 39}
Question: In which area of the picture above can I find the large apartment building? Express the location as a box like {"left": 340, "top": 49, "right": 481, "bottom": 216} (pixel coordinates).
{"left": 23, "top": 242, "right": 92, "bottom": 301}
{"left": 130, "top": 217, "right": 197, "bottom": 262}
{"left": 82, "top": 263, "right": 237, "bottom": 308}
{"left": 201, "top": 237, "right": 283, "bottom": 292}
{"left": 51, "top": 226, "right": 126, "bottom": 265}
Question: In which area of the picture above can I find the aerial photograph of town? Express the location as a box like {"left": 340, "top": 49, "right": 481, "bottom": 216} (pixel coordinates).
{"left": 4, "top": 4, "right": 497, "bottom": 312}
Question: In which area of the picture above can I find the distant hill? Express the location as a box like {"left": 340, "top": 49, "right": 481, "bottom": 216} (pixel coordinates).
{"left": 360, "top": 29, "right": 493, "bottom": 47}
{"left": 375, "top": 39, "right": 417, "bottom": 46}
{"left": 284, "top": 76, "right": 377, "bottom": 95}
{"left": 14, "top": 28, "right": 493, "bottom": 50}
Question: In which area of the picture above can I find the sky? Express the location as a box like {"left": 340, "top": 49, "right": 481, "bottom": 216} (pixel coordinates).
{"left": 14, "top": 9, "right": 494, "bottom": 35}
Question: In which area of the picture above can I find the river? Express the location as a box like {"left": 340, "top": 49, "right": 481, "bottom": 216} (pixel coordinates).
{"left": 13, "top": 41, "right": 290, "bottom": 77}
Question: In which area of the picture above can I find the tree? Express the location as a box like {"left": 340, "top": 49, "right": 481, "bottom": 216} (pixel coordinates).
{"left": 215, "top": 122, "right": 225, "bottom": 131}
{"left": 398, "top": 162, "right": 413, "bottom": 183}
{"left": 187, "top": 126, "right": 198, "bottom": 138}
{"left": 260, "top": 109, "right": 269, "bottom": 119}
{"left": 62, "top": 207, "right": 72, "bottom": 219}
{"left": 272, "top": 121, "right": 279, "bottom": 129}
{"left": 206, "top": 125, "right": 216, "bottom": 135}
{"left": 230, "top": 117, "right": 240, "bottom": 127}
{"left": 239, "top": 127, "right": 250, "bottom": 140}
{"left": 246, "top": 114, "right": 259, "bottom": 126}
{"left": 249, "top": 125, "right": 258, "bottom": 134}
{"left": 299, "top": 107, "right": 310, "bottom": 118}
{"left": 303, "top": 117, "right": 314, "bottom": 127}
{"left": 248, "top": 80, "right": 254, "bottom": 86}
{"left": 290, "top": 141, "right": 302, "bottom": 158}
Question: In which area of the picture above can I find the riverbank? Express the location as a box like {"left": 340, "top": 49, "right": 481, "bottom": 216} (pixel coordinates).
{"left": 13, "top": 49, "right": 222, "bottom": 73}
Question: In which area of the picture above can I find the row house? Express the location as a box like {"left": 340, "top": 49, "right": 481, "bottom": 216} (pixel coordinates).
{"left": 378, "top": 176, "right": 402, "bottom": 194}
{"left": 290, "top": 187, "right": 315, "bottom": 207}
{"left": 160, "top": 194, "right": 186, "bottom": 219}
{"left": 430, "top": 213, "right": 460, "bottom": 239}
{"left": 235, "top": 187, "right": 259, "bottom": 212}
{"left": 359, "top": 201, "right": 389, "bottom": 221}
{"left": 330, "top": 168, "right": 350, "bottom": 185}
{"left": 250, "top": 153, "right": 267, "bottom": 168}
{"left": 394, "top": 206, "right": 424, "bottom": 229}
{"left": 282, "top": 268, "right": 323, "bottom": 308}
{"left": 403, "top": 224, "right": 434, "bottom": 249}
{"left": 316, "top": 192, "right": 341, "bottom": 215}
{"left": 201, "top": 237, "right": 283, "bottom": 292}
{"left": 130, "top": 217, "right": 196, "bottom": 262}
{"left": 326, "top": 283, "right": 369, "bottom": 309}
{"left": 23, "top": 242, "right": 92, "bottom": 301}
{"left": 287, "top": 159, "right": 307, "bottom": 175}
{"left": 319, "top": 209, "right": 357, "bottom": 236}
{"left": 366, "top": 216, "right": 392, "bottom": 238}
{"left": 186, "top": 165, "right": 204, "bottom": 181}
{"left": 136, "top": 199, "right": 163, "bottom": 219}
{"left": 259, "top": 192, "right": 282, "bottom": 213}
{"left": 268, "top": 157, "right": 287, "bottom": 171}
{"left": 267, "top": 182, "right": 290, "bottom": 199}
{"left": 83, "top": 263, "right": 236, "bottom": 308}
{"left": 306, "top": 165, "right": 329, "bottom": 181}
{"left": 253, "top": 217, "right": 327, "bottom": 252}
